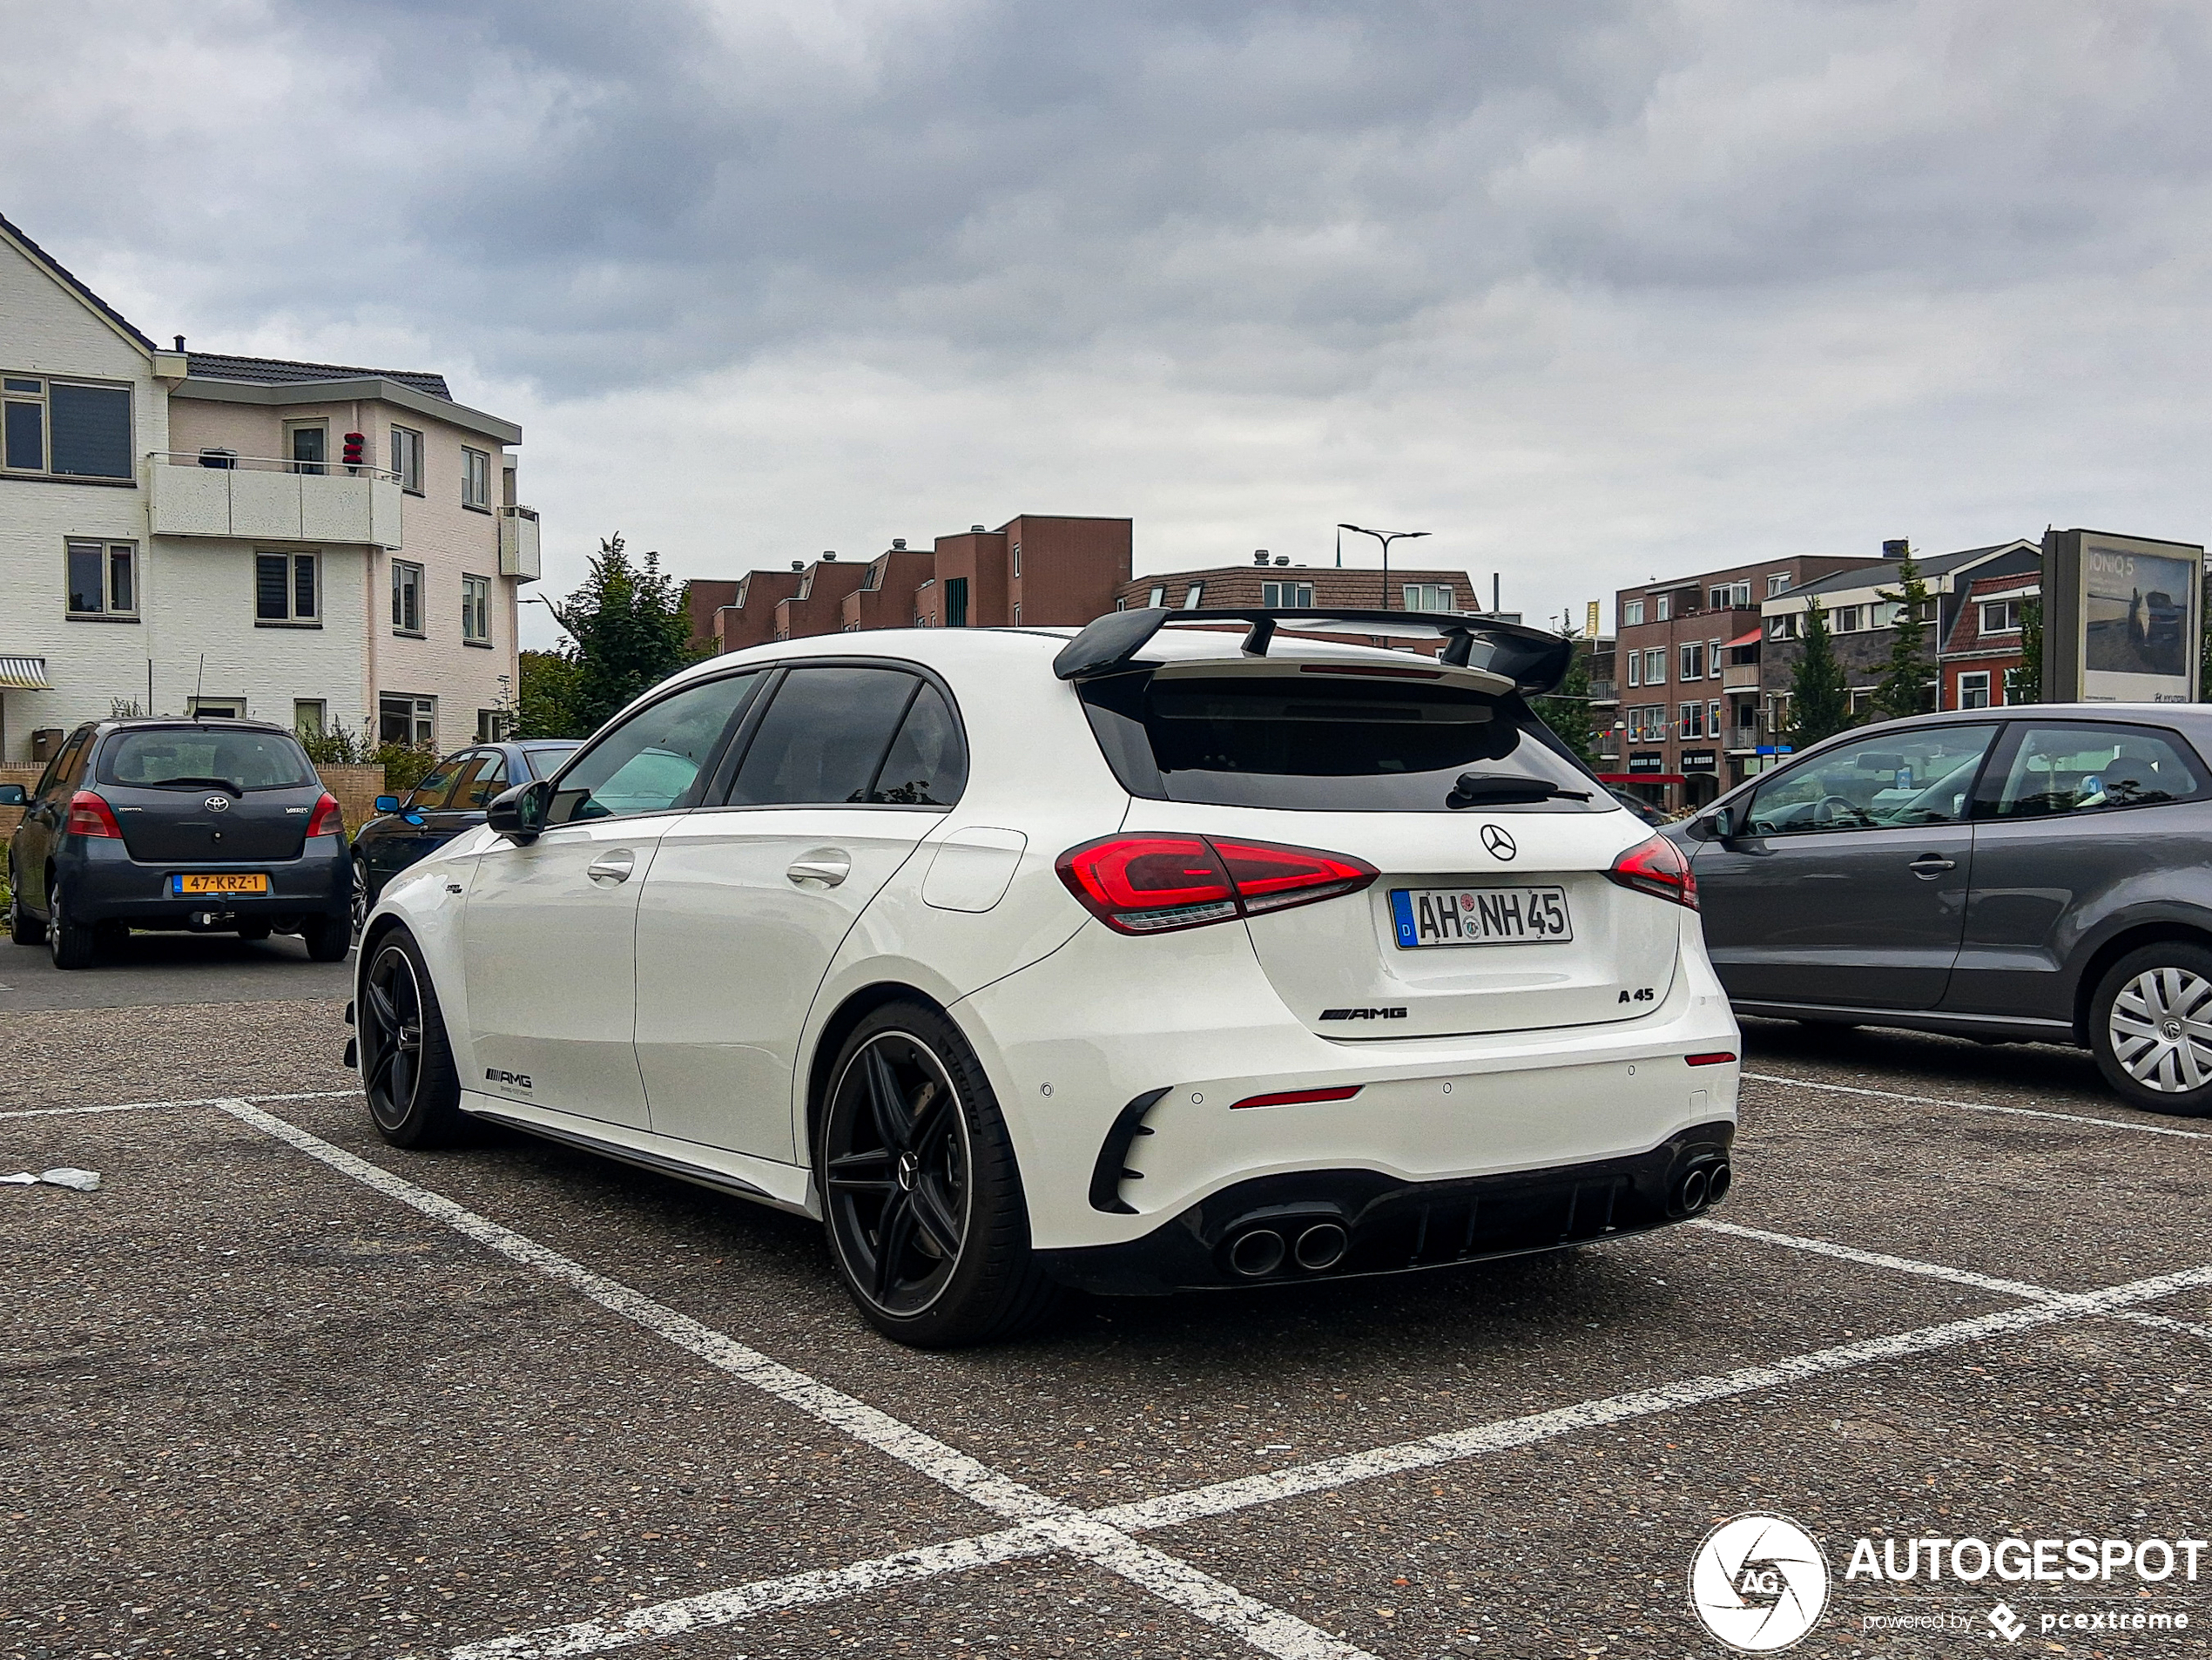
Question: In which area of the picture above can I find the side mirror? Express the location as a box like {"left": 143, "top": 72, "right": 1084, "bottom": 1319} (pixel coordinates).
{"left": 486, "top": 779, "right": 551, "bottom": 842}
{"left": 1709, "top": 806, "right": 1736, "bottom": 840}
{"left": 373, "top": 794, "right": 401, "bottom": 814}
{"left": 0, "top": 784, "right": 24, "bottom": 806}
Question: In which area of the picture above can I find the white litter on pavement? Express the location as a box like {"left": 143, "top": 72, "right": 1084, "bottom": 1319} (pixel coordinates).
{"left": 0, "top": 1167, "right": 102, "bottom": 1190}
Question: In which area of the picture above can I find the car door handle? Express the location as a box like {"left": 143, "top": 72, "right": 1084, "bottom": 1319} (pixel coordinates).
{"left": 786, "top": 850, "right": 851, "bottom": 888}
{"left": 586, "top": 850, "right": 636, "bottom": 884}
{"left": 1907, "top": 854, "right": 1957, "bottom": 877}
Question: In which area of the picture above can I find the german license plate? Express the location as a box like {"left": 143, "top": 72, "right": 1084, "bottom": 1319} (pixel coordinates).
{"left": 1391, "top": 886, "right": 1571, "bottom": 948}
{"left": 171, "top": 873, "right": 269, "bottom": 896}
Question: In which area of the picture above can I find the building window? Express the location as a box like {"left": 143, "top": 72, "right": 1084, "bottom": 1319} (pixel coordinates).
{"left": 462, "top": 574, "right": 492, "bottom": 644}
{"left": 380, "top": 694, "right": 435, "bottom": 746}
{"left": 1708, "top": 582, "right": 1750, "bottom": 611}
{"left": 1678, "top": 702, "right": 1704, "bottom": 739}
{"left": 1627, "top": 652, "right": 1642, "bottom": 687}
{"left": 1262, "top": 580, "right": 1315, "bottom": 608}
{"left": 3, "top": 375, "right": 132, "bottom": 479}
{"left": 1149, "top": 584, "right": 1167, "bottom": 608}
{"left": 1849, "top": 686, "right": 1877, "bottom": 714}
{"left": 294, "top": 699, "right": 327, "bottom": 734}
{"left": 1768, "top": 572, "right": 1791, "bottom": 597}
{"left": 1642, "top": 647, "right": 1665, "bottom": 685}
{"left": 187, "top": 697, "right": 243, "bottom": 718}
{"left": 943, "top": 576, "right": 968, "bottom": 628}
{"left": 286, "top": 422, "right": 327, "bottom": 476}
{"left": 1184, "top": 582, "right": 1204, "bottom": 608}
{"left": 477, "top": 707, "right": 512, "bottom": 741}
{"left": 1956, "top": 671, "right": 1993, "bottom": 709}
{"left": 253, "top": 551, "right": 320, "bottom": 624}
{"left": 1831, "top": 605, "right": 1863, "bottom": 632}
{"left": 389, "top": 426, "right": 422, "bottom": 493}
{"left": 1656, "top": 596, "right": 1671, "bottom": 622}
{"left": 1709, "top": 699, "right": 1722, "bottom": 736}
{"left": 391, "top": 560, "right": 425, "bottom": 635}
{"left": 65, "top": 539, "right": 137, "bottom": 616}
{"left": 1680, "top": 641, "right": 1704, "bottom": 680}
{"left": 1709, "top": 638, "right": 1723, "bottom": 678}
{"left": 1622, "top": 599, "right": 1644, "bottom": 626}
{"left": 1011, "top": 543, "right": 1022, "bottom": 578}
{"left": 2003, "top": 666, "right": 2030, "bottom": 702}
{"left": 1012, "top": 604, "right": 1021, "bottom": 625}
{"left": 1979, "top": 599, "right": 2023, "bottom": 635}
{"left": 462, "top": 447, "right": 491, "bottom": 509}
{"left": 1403, "top": 584, "right": 1453, "bottom": 612}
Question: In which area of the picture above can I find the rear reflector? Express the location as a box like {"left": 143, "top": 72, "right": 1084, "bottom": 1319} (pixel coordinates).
{"left": 64, "top": 790, "right": 122, "bottom": 839}
{"left": 1057, "top": 834, "right": 1376, "bottom": 935}
{"left": 1605, "top": 833, "right": 1698, "bottom": 910}
{"left": 1231, "top": 1085, "right": 1364, "bottom": 1110}
{"left": 306, "top": 793, "right": 344, "bottom": 838}
{"left": 1686, "top": 1051, "right": 1737, "bottom": 1067}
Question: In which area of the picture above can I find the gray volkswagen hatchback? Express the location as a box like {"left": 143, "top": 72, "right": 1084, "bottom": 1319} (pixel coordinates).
{"left": 1669, "top": 704, "right": 2212, "bottom": 1115}
{"left": 6, "top": 718, "right": 350, "bottom": 968}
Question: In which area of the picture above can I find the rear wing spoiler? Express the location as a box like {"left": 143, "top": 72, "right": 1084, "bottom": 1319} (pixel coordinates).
{"left": 1050, "top": 606, "right": 1575, "bottom": 696}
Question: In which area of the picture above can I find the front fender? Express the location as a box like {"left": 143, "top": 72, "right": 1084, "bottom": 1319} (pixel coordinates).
{"left": 356, "top": 840, "right": 484, "bottom": 1083}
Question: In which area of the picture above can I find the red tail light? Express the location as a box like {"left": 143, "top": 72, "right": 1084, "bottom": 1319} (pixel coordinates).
{"left": 1057, "top": 834, "right": 1377, "bottom": 935}
{"left": 1231, "top": 1085, "right": 1364, "bottom": 1110}
{"left": 306, "top": 793, "right": 344, "bottom": 837}
{"left": 1606, "top": 833, "right": 1697, "bottom": 910}
{"left": 64, "top": 791, "right": 122, "bottom": 839}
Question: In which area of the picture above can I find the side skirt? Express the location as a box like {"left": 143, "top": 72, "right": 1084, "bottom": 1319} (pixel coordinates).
{"left": 1731, "top": 1000, "right": 2077, "bottom": 1044}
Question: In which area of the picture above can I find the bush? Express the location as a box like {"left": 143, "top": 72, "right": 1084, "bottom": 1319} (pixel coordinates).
{"left": 298, "top": 718, "right": 436, "bottom": 794}
{"left": 374, "top": 742, "right": 439, "bottom": 797}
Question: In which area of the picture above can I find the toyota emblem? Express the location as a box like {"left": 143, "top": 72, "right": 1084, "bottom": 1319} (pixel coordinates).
{"left": 1480, "top": 824, "right": 1516, "bottom": 860}
{"left": 204, "top": 795, "right": 231, "bottom": 813}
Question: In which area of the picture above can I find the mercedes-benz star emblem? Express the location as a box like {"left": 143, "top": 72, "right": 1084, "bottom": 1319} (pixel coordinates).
{"left": 1480, "top": 824, "right": 1516, "bottom": 860}
{"left": 204, "top": 795, "right": 231, "bottom": 813}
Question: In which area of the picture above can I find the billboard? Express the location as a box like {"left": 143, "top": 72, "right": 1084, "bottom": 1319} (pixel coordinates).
{"left": 2043, "top": 529, "right": 2204, "bottom": 704}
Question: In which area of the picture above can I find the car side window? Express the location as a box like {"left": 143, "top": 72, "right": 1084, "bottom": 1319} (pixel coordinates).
{"left": 549, "top": 672, "right": 763, "bottom": 826}
{"left": 725, "top": 666, "right": 928, "bottom": 807}
{"left": 1988, "top": 725, "right": 2204, "bottom": 819}
{"left": 1745, "top": 725, "right": 1996, "bottom": 835}
{"left": 458, "top": 753, "right": 508, "bottom": 808}
{"left": 408, "top": 752, "right": 474, "bottom": 811}
{"left": 51, "top": 730, "right": 93, "bottom": 796}
{"left": 868, "top": 684, "right": 967, "bottom": 806}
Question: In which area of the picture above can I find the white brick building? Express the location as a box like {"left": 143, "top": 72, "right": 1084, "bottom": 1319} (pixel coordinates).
{"left": 0, "top": 210, "right": 539, "bottom": 762}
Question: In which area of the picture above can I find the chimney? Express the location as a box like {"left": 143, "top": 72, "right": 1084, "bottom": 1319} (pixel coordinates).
{"left": 791, "top": 561, "right": 804, "bottom": 571}
{"left": 1253, "top": 550, "right": 1268, "bottom": 566}
{"left": 970, "top": 524, "right": 987, "bottom": 534}
{"left": 891, "top": 538, "right": 907, "bottom": 550}
{"left": 1274, "top": 557, "right": 1289, "bottom": 567}
{"left": 173, "top": 334, "right": 185, "bottom": 352}
{"left": 821, "top": 551, "right": 837, "bottom": 562}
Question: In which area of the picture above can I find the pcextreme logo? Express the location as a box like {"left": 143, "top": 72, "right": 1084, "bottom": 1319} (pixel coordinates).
{"left": 1689, "top": 1513, "right": 1831, "bottom": 1652}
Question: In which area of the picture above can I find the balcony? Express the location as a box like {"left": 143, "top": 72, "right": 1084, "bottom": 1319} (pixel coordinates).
{"left": 499, "top": 505, "right": 541, "bottom": 581}
{"left": 1587, "top": 679, "right": 1618, "bottom": 704}
{"left": 148, "top": 451, "right": 403, "bottom": 549}
{"left": 1722, "top": 664, "right": 1761, "bottom": 690}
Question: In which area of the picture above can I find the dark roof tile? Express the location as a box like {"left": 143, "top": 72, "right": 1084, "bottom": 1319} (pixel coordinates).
{"left": 183, "top": 351, "right": 451, "bottom": 399}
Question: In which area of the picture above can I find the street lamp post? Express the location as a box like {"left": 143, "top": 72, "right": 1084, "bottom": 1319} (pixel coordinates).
{"left": 1337, "top": 523, "right": 1430, "bottom": 611}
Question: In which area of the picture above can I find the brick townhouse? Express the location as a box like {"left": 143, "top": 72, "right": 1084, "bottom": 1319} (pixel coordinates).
{"left": 1938, "top": 569, "right": 2041, "bottom": 710}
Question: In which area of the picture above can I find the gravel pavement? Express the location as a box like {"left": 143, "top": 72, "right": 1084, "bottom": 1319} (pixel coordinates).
{"left": 3, "top": 998, "right": 2207, "bottom": 1659}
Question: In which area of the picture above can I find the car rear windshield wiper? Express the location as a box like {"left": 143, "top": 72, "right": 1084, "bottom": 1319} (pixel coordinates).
{"left": 145, "top": 775, "right": 244, "bottom": 795}
{"left": 1447, "top": 773, "right": 1592, "bottom": 807}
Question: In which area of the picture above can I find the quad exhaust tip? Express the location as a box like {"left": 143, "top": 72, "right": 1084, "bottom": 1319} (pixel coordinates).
{"left": 1293, "top": 1222, "right": 1349, "bottom": 1272}
{"left": 1228, "top": 1229, "right": 1286, "bottom": 1278}
{"left": 1673, "top": 1158, "right": 1731, "bottom": 1216}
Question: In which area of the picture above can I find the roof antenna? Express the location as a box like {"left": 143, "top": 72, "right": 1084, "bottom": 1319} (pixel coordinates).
{"left": 193, "top": 653, "right": 206, "bottom": 717}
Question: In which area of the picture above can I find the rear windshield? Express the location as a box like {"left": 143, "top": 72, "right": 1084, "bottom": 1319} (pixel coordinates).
{"left": 98, "top": 729, "right": 316, "bottom": 792}
{"left": 1079, "top": 671, "right": 1605, "bottom": 812}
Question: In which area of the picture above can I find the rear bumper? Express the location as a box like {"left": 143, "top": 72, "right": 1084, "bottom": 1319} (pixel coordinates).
{"left": 54, "top": 838, "right": 349, "bottom": 926}
{"left": 1038, "top": 1120, "right": 1735, "bottom": 1294}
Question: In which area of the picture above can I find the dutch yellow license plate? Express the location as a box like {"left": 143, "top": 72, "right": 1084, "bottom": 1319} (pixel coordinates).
{"left": 172, "top": 874, "right": 270, "bottom": 896}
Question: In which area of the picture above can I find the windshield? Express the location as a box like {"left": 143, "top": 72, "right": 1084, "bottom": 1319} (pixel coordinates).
{"left": 1080, "top": 670, "right": 1605, "bottom": 812}
{"left": 98, "top": 728, "right": 316, "bottom": 792}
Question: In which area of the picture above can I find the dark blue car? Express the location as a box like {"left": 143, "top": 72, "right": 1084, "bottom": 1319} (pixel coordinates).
{"left": 351, "top": 739, "right": 579, "bottom": 934}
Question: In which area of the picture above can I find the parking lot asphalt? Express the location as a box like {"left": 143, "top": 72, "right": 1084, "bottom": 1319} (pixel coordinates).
{"left": 3, "top": 998, "right": 2207, "bottom": 1659}
{"left": 0, "top": 931, "right": 353, "bottom": 1013}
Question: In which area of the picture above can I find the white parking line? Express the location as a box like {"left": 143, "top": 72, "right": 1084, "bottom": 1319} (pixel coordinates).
{"left": 1743, "top": 1070, "right": 2210, "bottom": 1139}
{"left": 214, "top": 1100, "right": 1372, "bottom": 1660}
{"left": 0, "top": 1088, "right": 361, "bottom": 1121}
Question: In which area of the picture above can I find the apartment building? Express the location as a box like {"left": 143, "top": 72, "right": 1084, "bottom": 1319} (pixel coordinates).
{"left": 0, "top": 211, "right": 537, "bottom": 762}
{"left": 1938, "top": 570, "right": 2041, "bottom": 711}
{"left": 1610, "top": 553, "right": 1884, "bottom": 810}
{"left": 1107, "top": 553, "right": 1479, "bottom": 619}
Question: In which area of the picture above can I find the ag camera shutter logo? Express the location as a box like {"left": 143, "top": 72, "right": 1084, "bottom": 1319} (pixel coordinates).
{"left": 1689, "top": 1513, "right": 1830, "bottom": 1652}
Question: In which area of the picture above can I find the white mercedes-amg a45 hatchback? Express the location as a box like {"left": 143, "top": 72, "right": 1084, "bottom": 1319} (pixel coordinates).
{"left": 352, "top": 607, "right": 1740, "bottom": 1346}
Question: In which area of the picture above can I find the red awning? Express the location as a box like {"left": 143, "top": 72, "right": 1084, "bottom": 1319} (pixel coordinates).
{"left": 1597, "top": 773, "right": 1688, "bottom": 786}
{"left": 1725, "top": 629, "right": 1761, "bottom": 648}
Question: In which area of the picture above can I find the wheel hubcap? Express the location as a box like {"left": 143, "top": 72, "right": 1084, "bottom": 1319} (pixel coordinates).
{"left": 2109, "top": 967, "right": 2212, "bottom": 1093}
{"left": 823, "top": 1032, "right": 971, "bottom": 1317}
{"left": 362, "top": 944, "right": 427, "bottom": 1127}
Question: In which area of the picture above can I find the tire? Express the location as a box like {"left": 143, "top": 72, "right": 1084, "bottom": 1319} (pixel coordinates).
{"left": 6, "top": 865, "right": 43, "bottom": 947}
{"left": 2090, "top": 942, "right": 2212, "bottom": 1117}
{"left": 816, "top": 1002, "right": 1058, "bottom": 1348}
{"left": 46, "top": 881, "right": 95, "bottom": 970}
{"left": 360, "top": 928, "right": 467, "bottom": 1147}
{"left": 301, "top": 914, "right": 350, "bottom": 962}
{"left": 350, "top": 857, "right": 372, "bottom": 942}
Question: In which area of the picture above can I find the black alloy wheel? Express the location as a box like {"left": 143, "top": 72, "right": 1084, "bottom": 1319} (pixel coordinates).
{"left": 6, "top": 864, "right": 42, "bottom": 947}
{"left": 817, "top": 1003, "right": 1057, "bottom": 1347}
{"left": 360, "top": 930, "right": 464, "bottom": 1146}
{"left": 46, "top": 881, "right": 94, "bottom": 970}
{"left": 350, "top": 857, "right": 371, "bottom": 941}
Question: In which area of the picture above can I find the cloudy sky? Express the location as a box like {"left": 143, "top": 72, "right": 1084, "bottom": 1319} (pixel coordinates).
{"left": 9, "top": 0, "right": 2210, "bottom": 642}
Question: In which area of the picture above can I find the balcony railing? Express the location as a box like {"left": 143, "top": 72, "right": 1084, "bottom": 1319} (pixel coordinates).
{"left": 148, "top": 450, "right": 403, "bottom": 549}
{"left": 1586, "top": 679, "right": 1618, "bottom": 703}
{"left": 499, "top": 505, "right": 541, "bottom": 581}
{"left": 1721, "top": 664, "right": 1760, "bottom": 690}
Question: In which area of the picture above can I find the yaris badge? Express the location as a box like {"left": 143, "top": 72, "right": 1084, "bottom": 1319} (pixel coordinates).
{"left": 1480, "top": 824, "right": 1515, "bottom": 860}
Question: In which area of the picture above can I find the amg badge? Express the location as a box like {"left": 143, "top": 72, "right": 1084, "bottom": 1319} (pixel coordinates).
{"left": 1320, "top": 1007, "right": 1408, "bottom": 1022}
{"left": 484, "top": 1068, "right": 533, "bottom": 1090}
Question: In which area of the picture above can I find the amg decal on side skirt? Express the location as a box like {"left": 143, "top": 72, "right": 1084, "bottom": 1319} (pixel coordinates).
{"left": 1319, "top": 1007, "right": 1408, "bottom": 1021}
{"left": 485, "top": 1068, "right": 533, "bottom": 1090}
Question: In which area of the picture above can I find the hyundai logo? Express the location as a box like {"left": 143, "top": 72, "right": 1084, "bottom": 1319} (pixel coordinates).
{"left": 1480, "top": 824, "right": 1516, "bottom": 860}
{"left": 204, "top": 795, "right": 231, "bottom": 813}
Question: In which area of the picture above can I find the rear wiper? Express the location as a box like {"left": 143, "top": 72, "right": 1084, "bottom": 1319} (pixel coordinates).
{"left": 153, "top": 776, "right": 242, "bottom": 795}
{"left": 1447, "top": 773, "right": 1592, "bottom": 807}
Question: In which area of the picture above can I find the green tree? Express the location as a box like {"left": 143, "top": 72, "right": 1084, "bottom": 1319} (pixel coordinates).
{"left": 516, "top": 648, "right": 588, "bottom": 739}
{"left": 1871, "top": 550, "right": 1936, "bottom": 721}
{"left": 2013, "top": 596, "right": 2042, "bottom": 705}
{"left": 1786, "top": 597, "right": 1851, "bottom": 748}
{"left": 1531, "top": 628, "right": 1599, "bottom": 770}
{"left": 539, "top": 533, "right": 705, "bottom": 736}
